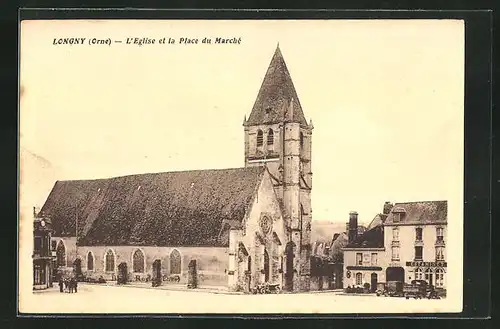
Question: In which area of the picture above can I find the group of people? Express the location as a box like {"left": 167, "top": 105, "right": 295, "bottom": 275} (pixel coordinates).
{"left": 58, "top": 277, "right": 78, "bottom": 293}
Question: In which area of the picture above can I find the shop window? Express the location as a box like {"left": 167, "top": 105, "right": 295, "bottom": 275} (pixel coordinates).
{"left": 415, "top": 267, "right": 423, "bottom": 280}
{"left": 435, "top": 268, "right": 445, "bottom": 288}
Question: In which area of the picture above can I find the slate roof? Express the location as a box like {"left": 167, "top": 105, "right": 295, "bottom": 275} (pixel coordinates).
{"left": 384, "top": 201, "right": 448, "bottom": 225}
{"left": 39, "top": 167, "right": 266, "bottom": 247}
{"left": 344, "top": 225, "right": 384, "bottom": 249}
{"left": 245, "top": 45, "right": 308, "bottom": 126}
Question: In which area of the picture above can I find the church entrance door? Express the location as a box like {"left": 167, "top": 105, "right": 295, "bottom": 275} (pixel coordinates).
{"left": 73, "top": 258, "right": 82, "bottom": 281}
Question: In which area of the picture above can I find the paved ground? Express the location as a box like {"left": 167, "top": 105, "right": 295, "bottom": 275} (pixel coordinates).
{"left": 23, "top": 283, "right": 450, "bottom": 314}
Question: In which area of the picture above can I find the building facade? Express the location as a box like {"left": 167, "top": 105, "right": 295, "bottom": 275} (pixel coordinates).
{"left": 32, "top": 208, "right": 54, "bottom": 290}
{"left": 342, "top": 201, "right": 447, "bottom": 292}
{"left": 383, "top": 201, "right": 447, "bottom": 289}
{"left": 37, "top": 45, "right": 314, "bottom": 293}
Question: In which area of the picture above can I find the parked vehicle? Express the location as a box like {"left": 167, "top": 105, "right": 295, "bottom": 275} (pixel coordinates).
{"left": 403, "top": 280, "right": 428, "bottom": 299}
{"left": 251, "top": 282, "right": 281, "bottom": 294}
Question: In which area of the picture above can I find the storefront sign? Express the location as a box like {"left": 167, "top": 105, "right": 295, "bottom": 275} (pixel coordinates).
{"left": 406, "top": 261, "right": 447, "bottom": 267}
{"left": 346, "top": 266, "right": 383, "bottom": 271}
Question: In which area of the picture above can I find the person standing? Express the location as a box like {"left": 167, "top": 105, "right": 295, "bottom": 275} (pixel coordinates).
{"left": 74, "top": 278, "right": 78, "bottom": 293}
{"left": 58, "top": 277, "right": 64, "bottom": 293}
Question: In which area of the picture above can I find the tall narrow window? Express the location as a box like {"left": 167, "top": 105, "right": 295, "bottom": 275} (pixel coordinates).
{"left": 371, "top": 253, "right": 378, "bottom": 265}
{"left": 256, "top": 129, "right": 263, "bottom": 147}
{"left": 414, "top": 246, "right": 423, "bottom": 261}
{"left": 425, "top": 268, "right": 433, "bottom": 285}
{"left": 170, "top": 249, "right": 181, "bottom": 275}
{"left": 133, "top": 249, "right": 145, "bottom": 273}
{"left": 300, "top": 132, "right": 304, "bottom": 149}
{"left": 391, "top": 246, "right": 400, "bottom": 260}
{"left": 436, "top": 227, "right": 444, "bottom": 241}
{"left": 267, "top": 129, "right": 274, "bottom": 146}
{"left": 435, "top": 246, "right": 445, "bottom": 261}
{"left": 356, "top": 253, "right": 362, "bottom": 265}
{"left": 415, "top": 227, "right": 423, "bottom": 241}
{"left": 105, "top": 249, "right": 115, "bottom": 272}
{"left": 87, "top": 252, "right": 94, "bottom": 271}
{"left": 355, "top": 272, "right": 363, "bottom": 285}
{"left": 392, "top": 227, "right": 399, "bottom": 241}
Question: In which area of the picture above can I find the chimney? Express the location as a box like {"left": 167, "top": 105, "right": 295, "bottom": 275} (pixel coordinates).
{"left": 348, "top": 211, "right": 359, "bottom": 242}
{"left": 383, "top": 202, "right": 393, "bottom": 215}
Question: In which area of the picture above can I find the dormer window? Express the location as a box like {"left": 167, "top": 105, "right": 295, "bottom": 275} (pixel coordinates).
{"left": 256, "top": 129, "right": 263, "bottom": 147}
{"left": 392, "top": 207, "right": 406, "bottom": 223}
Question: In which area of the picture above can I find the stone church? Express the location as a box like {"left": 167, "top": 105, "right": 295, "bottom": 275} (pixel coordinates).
{"left": 37, "top": 45, "right": 314, "bottom": 292}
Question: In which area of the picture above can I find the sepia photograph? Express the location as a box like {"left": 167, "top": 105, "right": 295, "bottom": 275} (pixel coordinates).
{"left": 19, "top": 19, "right": 464, "bottom": 314}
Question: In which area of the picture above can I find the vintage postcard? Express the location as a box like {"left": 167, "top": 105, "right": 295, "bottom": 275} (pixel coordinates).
{"left": 19, "top": 19, "right": 464, "bottom": 314}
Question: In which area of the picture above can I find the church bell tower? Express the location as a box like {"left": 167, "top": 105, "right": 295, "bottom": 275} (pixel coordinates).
{"left": 243, "top": 44, "right": 313, "bottom": 292}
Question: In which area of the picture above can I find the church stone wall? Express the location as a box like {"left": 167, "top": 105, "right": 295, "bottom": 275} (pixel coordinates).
{"left": 54, "top": 237, "right": 229, "bottom": 287}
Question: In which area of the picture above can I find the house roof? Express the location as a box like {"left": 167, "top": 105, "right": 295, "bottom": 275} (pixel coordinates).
{"left": 366, "top": 213, "right": 388, "bottom": 231}
{"left": 245, "top": 45, "right": 308, "bottom": 126}
{"left": 384, "top": 201, "right": 447, "bottom": 225}
{"left": 344, "top": 225, "right": 384, "bottom": 249}
{"left": 39, "top": 167, "right": 266, "bottom": 247}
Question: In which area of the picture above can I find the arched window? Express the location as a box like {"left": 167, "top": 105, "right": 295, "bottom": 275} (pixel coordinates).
{"left": 170, "top": 249, "right": 181, "bottom": 275}
{"left": 415, "top": 267, "right": 423, "bottom": 280}
{"left": 256, "top": 129, "right": 263, "bottom": 147}
{"left": 435, "top": 268, "right": 445, "bottom": 288}
{"left": 355, "top": 272, "right": 363, "bottom": 286}
{"left": 263, "top": 249, "right": 270, "bottom": 282}
{"left": 133, "top": 249, "right": 145, "bottom": 273}
{"left": 87, "top": 251, "right": 94, "bottom": 271}
{"left": 105, "top": 249, "right": 115, "bottom": 272}
{"left": 267, "top": 129, "right": 274, "bottom": 146}
{"left": 56, "top": 240, "right": 66, "bottom": 267}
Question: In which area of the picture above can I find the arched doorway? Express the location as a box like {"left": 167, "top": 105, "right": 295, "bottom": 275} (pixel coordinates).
{"left": 56, "top": 241, "right": 66, "bottom": 268}
{"left": 285, "top": 242, "right": 295, "bottom": 291}
{"left": 117, "top": 262, "right": 128, "bottom": 284}
{"left": 370, "top": 273, "right": 378, "bottom": 292}
{"left": 152, "top": 260, "right": 161, "bottom": 286}
{"left": 263, "top": 249, "right": 270, "bottom": 282}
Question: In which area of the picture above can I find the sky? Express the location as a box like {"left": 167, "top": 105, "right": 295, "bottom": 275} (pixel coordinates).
{"left": 19, "top": 19, "right": 465, "bottom": 225}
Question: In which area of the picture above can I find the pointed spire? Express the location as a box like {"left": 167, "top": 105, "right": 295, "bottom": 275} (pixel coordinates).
{"left": 309, "top": 119, "right": 314, "bottom": 129}
{"left": 246, "top": 46, "right": 308, "bottom": 126}
{"left": 243, "top": 114, "right": 247, "bottom": 126}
